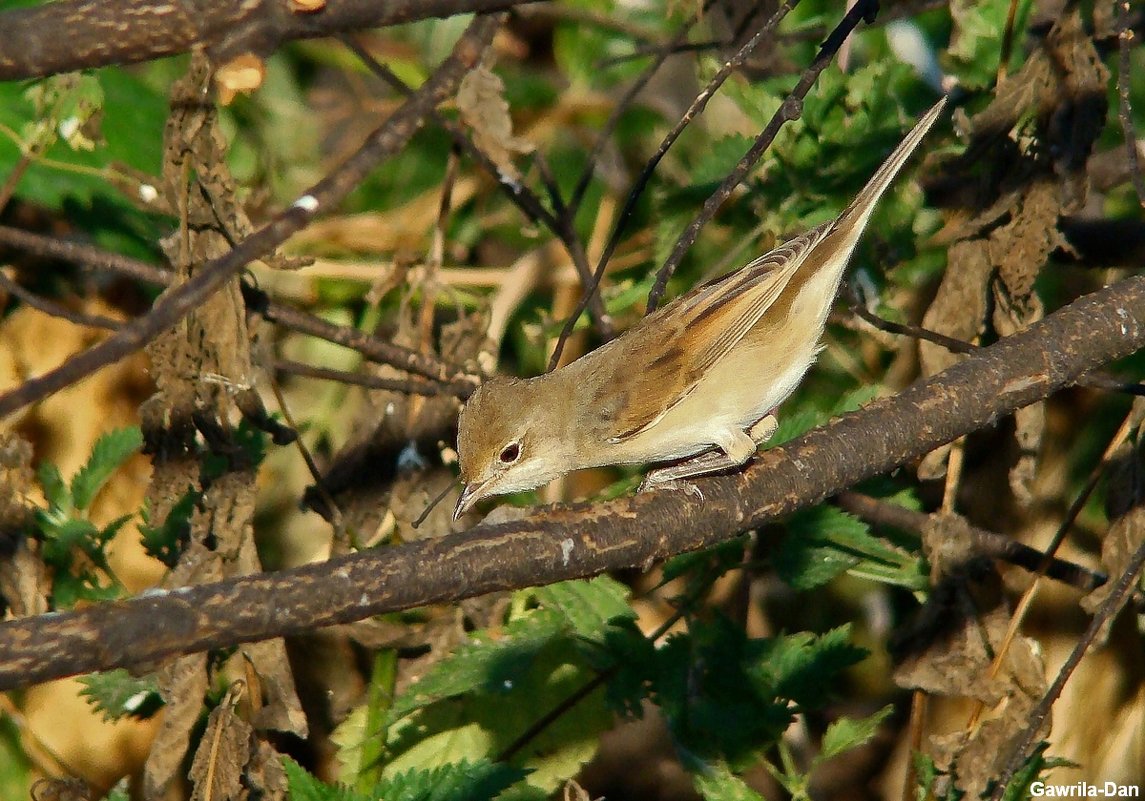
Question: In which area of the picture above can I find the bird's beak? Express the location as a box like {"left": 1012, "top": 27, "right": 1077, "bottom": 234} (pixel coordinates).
{"left": 453, "top": 481, "right": 483, "bottom": 521}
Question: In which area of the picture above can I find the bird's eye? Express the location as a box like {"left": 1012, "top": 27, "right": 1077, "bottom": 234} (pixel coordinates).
{"left": 499, "top": 443, "right": 521, "bottom": 464}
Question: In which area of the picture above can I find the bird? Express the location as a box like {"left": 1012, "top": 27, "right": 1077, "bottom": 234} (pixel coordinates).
{"left": 454, "top": 97, "right": 947, "bottom": 520}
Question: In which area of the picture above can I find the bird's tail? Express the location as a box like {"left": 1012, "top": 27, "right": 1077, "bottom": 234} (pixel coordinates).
{"left": 837, "top": 96, "right": 947, "bottom": 232}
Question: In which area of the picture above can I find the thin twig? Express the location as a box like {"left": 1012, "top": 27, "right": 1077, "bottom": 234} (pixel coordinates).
{"left": 646, "top": 0, "right": 880, "bottom": 311}
{"left": 273, "top": 359, "right": 455, "bottom": 397}
{"left": 0, "top": 224, "right": 474, "bottom": 393}
{"left": 836, "top": 492, "right": 1135, "bottom": 603}
{"left": 846, "top": 287, "right": 1145, "bottom": 396}
{"left": 340, "top": 35, "right": 613, "bottom": 337}
{"left": 568, "top": 0, "right": 721, "bottom": 214}
{"left": 1116, "top": 0, "right": 1145, "bottom": 207}
{"left": 0, "top": 270, "right": 122, "bottom": 330}
{"left": 548, "top": 0, "right": 800, "bottom": 370}
{"left": 989, "top": 537, "right": 1145, "bottom": 799}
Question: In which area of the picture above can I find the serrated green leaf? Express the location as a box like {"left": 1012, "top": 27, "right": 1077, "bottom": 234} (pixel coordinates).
{"left": 374, "top": 760, "right": 528, "bottom": 801}
{"left": 384, "top": 629, "right": 610, "bottom": 794}
{"left": 284, "top": 757, "right": 369, "bottom": 801}
{"left": 39, "top": 516, "right": 99, "bottom": 567}
{"left": 775, "top": 505, "right": 925, "bottom": 592}
{"left": 690, "top": 760, "right": 766, "bottom": 801}
{"left": 77, "top": 669, "right": 163, "bottom": 722}
{"left": 36, "top": 461, "right": 67, "bottom": 510}
{"left": 139, "top": 490, "right": 196, "bottom": 568}
{"left": 389, "top": 609, "right": 566, "bottom": 721}
{"left": 530, "top": 576, "right": 633, "bottom": 644}
{"left": 751, "top": 625, "right": 866, "bottom": 707}
{"left": 773, "top": 385, "right": 878, "bottom": 444}
{"left": 818, "top": 705, "right": 893, "bottom": 762}
{"left": 601, "top": 617, "right": 657, "bottom": 716}
{"left": 70, "top": 426, "right": 142, "bottom": 510}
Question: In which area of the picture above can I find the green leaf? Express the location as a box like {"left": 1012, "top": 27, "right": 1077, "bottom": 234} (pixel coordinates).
{"left": 818, "top": 705, "right": 893, "bottom": 762}
{"left": 944, "top": 0, "right": 1035, "bottom": 90}
{"left": 39, "top": 516, "right": 100, "bottom": 568}
{"left": 36, "top": 461, "right": 68, "bottom": 510}
{"left": 139, "top": 490, "right": 197, "bottom": 568}
{"left": 530, "top": 576, "right": 633, "bottom": 644}
{"left": 339, "top": 650, "right": 398, "bottom": 790}
{"left": 775, "top": 505, "right": 925, "bottom": 592}
{"left": 690, "top": 760, "right": 767, "bottom": 801}
{"left": 284, "top": 757, "right": 369, "bottom": 801}
{"left": 388, "top": 608, "right": 566, "bottom": 721}
{"left": 750, "top": 625, "right": 866, "bottom": 708}
{"left": 374, "top": 760, "right": 528, "bottom": 801}
{"left": 70, "top": 426, "right": 142, "bottom": 510}
{"left": 77, "top": 669, "right": 163, "bottom": 722}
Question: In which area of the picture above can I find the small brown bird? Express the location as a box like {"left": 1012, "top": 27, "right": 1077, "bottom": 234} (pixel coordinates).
{"left": 455, "top": 98, "right": 946, "bottom": 519}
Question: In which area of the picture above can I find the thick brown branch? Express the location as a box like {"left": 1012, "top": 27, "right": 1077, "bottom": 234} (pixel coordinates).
{"left": 0, "top": 14, "right": 501, "bottom": 421}
{"left": 0, "top": 0, "right": 527, "bottom": 80}
{"left": 1, "top": 275, "right": 1143, "bottom": 690}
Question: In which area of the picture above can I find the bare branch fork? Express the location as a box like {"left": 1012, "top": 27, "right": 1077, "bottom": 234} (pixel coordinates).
{"left": 1, "top": 274, "right": 1143, "bottom": 691}
{"left": 0, "top": 13, "right": 504, "bottom": 421}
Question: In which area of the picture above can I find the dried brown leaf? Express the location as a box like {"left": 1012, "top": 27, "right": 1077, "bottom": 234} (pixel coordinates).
{"left": 1082, "top": 506, "right": 1145, "bottom": 619}
{"left": 457, "top": 64, "right": 533, "bottom": 181}
{"left": 189, "top": 688, "right": 253, "bottom": 801}
{"left": 245, "top": 739, "right": 288, "bottom": 801}
{"left": 144, "top": 652, "right": 210, "bottom": 798}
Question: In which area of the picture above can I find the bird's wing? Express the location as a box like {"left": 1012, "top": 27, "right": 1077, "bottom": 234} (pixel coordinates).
{"left": 603, "top": 223, "right": 832, "bottom": 442}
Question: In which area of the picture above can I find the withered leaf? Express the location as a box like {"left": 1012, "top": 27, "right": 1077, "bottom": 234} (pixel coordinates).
{"left": 457, "top": 63, "right": 533, "bottom": 181}
{"left": 189, "top": 691, "right": 253, "bottom": 801}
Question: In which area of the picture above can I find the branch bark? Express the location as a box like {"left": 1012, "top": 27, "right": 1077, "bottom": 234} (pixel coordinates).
{"left": 1, "top": 275, "right": 1143, "bottom": 690}
{"left": 0, "top": 0, "right": 529, "bottom": 80}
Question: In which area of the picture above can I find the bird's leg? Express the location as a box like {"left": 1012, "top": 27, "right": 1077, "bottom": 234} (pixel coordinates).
{"left": 748, "top": 412, "right": 779, "bottom": 445}
{"left": 638, "top": 420, "right": 773, "bottom": 496}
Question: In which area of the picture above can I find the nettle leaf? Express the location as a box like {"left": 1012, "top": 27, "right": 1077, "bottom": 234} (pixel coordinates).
{"left": 70, "top": 426, "right": 143, "bottom": 511}
{"left": 78, "top": 669, "right": 163, "bottom": 722}
{"left": 382, "top": 622, "right": 611, "bottom": 794}
{"left": 284, "top": 758, "right": 368, "bottom": 801}
{"left": 39, "top": 516, "right": 100, "bottom": 568}
{"left": 653, "top": 618, "right": 801, "bottom": 765}
{"left": 751, "top": 625, "right": 866, "bottom": 707}
{"left": 139, "top": 490, "right": 197, "bottom": 568}
{"left": 530, "top": 576, "right": 634, "bottom": 644}
{"left": 773, "top": 385, "right": 879, "bottom": 444}
{"left": 388, "top": 609, "right": 567, "bottom": 721}
{"left": 36, "top": 461, "right": 68, "bottom": 510}
{"left": 599, "top": 617, "right": 658, "bottom": 716}
{"left": 374, "top": 760, "right": 528, "bottom": 801}
{"left": 776, "top": 504, "right": 925, "bottom": 592}
{"left": 817, "top": 705, "right": 893, "bottom": 763}
{"left": 689, "top": 759, "right": 766, "bottom": 801}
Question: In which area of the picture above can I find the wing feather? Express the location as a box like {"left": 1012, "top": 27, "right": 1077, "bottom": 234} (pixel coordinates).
{"left": 605, "top": 223, "right": 832, "bottom": 441}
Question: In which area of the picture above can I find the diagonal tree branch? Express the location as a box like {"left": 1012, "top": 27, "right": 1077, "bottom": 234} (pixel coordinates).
{"left": 1, "top": 274, "right": 1143, "bottom": 690}
{"left": 0, "top": 0, "right": 530, "bottom": 80}
{"left": 0, "top": 13, "right": 503, "bottom": 421}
